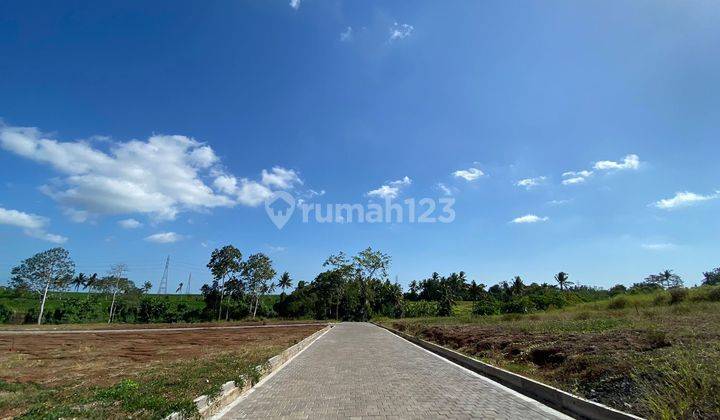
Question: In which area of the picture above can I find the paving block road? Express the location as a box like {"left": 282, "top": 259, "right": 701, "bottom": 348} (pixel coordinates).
{"left": 219, "top": 322, "right": 570, "bottom": 420}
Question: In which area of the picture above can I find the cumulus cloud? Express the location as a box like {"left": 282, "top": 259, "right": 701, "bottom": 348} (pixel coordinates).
{"left": 289, "top": 0, "right": 300, "bottom": 9}
{"left": 0, "top": 206, "right": 67, "bottom": 243}
{"left": 594, "top": 154, "right": 640, "bottom": 171}
{"left": 511, "top": 214, "right": 549, "bottom": 224}
{"left": 367, "top": 176, "right": 412, "bottom": 200}
{"left": 145, "top": 232, "right": 183, "bottom": 243}
{"left": 261, "top": 167, "right": 302, "bottom": 189}
{"left": 652, "top": 191, "right": 719, "bottom": 210}
{"left": 118, "top": 218, "right": 142, "bottom": 229}
{"left": 561, "top": 170, "right": 592, "bottom": 185}
{"left": 0, "top": 124, "right": 305, "bottom": 219}
{"left": 516, "top": 176, "right": 546, "bottom": 189}
{"left": 389, "top": 22, "right": 414, "bottom": 41}
{"left": 452, "top": 168, "right": 484, "bottom": 181}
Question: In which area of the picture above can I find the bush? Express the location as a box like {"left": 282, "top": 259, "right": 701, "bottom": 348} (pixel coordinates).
{"left": 607, "top": 295, "right": 628, "bottom": 310}
{"left": 669, "top": 288, "right": 688, "bottom": 305}
{"left": 653, "top": 292, "right": 669, "bottom": 306}
{"left": 0, "top": 304, "right": 11, "bottom": 323}
{"left": 689, "top": 285, "right": 720, "bottom": 303}
{"left": 501, "top": 296, "right": 536, "bottom": 314}
{"left": 402, "top": 301, "right": 438, "bottom": 318}
{"left": 472, "top": 297, "right": 500, "bottom": 316}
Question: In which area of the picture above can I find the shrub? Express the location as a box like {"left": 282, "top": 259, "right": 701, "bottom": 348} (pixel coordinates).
{"left": 0, "top": 304, "right": 11, "bottom": 323}
{"left": 607, "top": 295, "right": 628, "bottom": 310}
{"left": 402, "top": 301, "right": 438, "bottom": 318}
{"left": 501, "top": 296, "right": 536, "bottom": 314}
{"left": 472, "top": 297, "right": 500, "bottom": 316}
{"left": 653, "top": 292, "right": 669, "bottom": 306}
{"left": 668, "top": 288, "right": 688, "bottom": 305}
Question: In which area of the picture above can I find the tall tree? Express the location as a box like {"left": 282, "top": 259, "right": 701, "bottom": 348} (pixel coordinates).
{"left": 554, "top": 272, "right": 573, "bottom": 291}
{"left": 646, "top": 269, "right": 683, "bottom": 289}
{"left": 71, "top": 273, "right": 87, "bottom": 292}
{"left": 702, "top": 267, "right": 720, "bottom": 286}
{"left": 207, "top": 245, "right": 243, "bottom": 321}
{"left": 10, "top": 247, "right": 75, "bottom": 324}
{"left": 511, "top": 276, "right": 524, "bottom": 296}
{"left": 242, "top": 253, "right": 276, "bottom": 318}
{"left": 105, "top": 263, "right": 128, "bottom": 323}
{"left": 278, "top": 272, "right": 293, "bottom": 293}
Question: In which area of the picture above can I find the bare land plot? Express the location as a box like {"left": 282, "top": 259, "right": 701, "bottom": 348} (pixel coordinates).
{"left": 0, "top": 324, "right": 325, "bottom": 418}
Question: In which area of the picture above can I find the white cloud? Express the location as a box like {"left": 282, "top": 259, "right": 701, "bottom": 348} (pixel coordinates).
{"left": 0, "top": 206, "right": 67, "bottom": 243}
{"left": 0, "top": 124, "right": 305, "bottom": 219}
{"left": 452, "top": 168, "right": 484, "bottom": 181}
{"left": 594, "top": 154, "right": 640, "bottom": 171}
{"left": 289, "top": 0, "right": 301, "bottom": 9}
{"left": 516, "top": 176, "right": 546, "bottom": 189}
{"left": 511, "top": 214, "right": 549, "bottom": 224}
{"left": 642, "top": 242, "right": 676, "bottom": 250}
{"left": 436, "top": 183, "right": 454, "bottom": 196}
{"left": 340, "top": 27, "right": 353, "bottom": 42}
{"left": 389, "top": 22, "right": 414, "bottom": 41}
{"left": 367, "top": 176, "right": 412, "bottom": 200}
{"left": 561, "top": 170, "right": 592, "bottom": 185}
{"left": 118, "top": 218, "right": 142, "bottom": 229}
{"left": 652, "top": 191, "right": 719, "bottom": 210}
{"left": 547, "top": 199, "right": 571, "bottom": 206}
{"left": 261, "top": 167, "right": 302, "bottom": 189}
{"left": 145, "top": 232, "right": 183, "bottom": 243}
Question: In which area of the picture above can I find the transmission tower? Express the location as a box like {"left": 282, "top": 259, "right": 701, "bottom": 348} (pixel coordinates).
{"left": 186, "top": 272, "right": 192, "bottom": 294}
{"left": 157, "top": 256, "right": 170, "bottom": 294}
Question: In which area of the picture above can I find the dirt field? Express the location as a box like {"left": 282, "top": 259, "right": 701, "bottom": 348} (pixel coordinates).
{"left": 388, "top": 299, "right": 720, "bottom": 419}
{"left": 0, "top": 324, "right": 325, "bottom": 418}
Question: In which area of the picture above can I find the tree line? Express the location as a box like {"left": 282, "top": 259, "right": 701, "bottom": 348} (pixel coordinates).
{"left": 2, "top": 245, "right": 719, "bottom": 324}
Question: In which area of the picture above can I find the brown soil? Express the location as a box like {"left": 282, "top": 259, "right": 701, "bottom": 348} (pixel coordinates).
{"left": 0, "top": 324, "right": 324, "bottom": 388}
{"left": 392, "top": 322, "right": 670, "bottom": 410}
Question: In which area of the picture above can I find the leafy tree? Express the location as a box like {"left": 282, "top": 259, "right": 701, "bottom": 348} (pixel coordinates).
{"left": 702, "top": 267, "right": 720, "bottom": 286}
{"left": 102, "top": 263, "right": 129, "bottom": 323}
{"left": 10, "top": 247, "right": 75, "bottom": 324}
{"left": 554, "top": 272, "right": 573, "bottom": 291}
{"left": 84, "top": 273, "right": 99, "bottom": 295}
{"left": 242, "top": 253, "right": 276, "bottom": 318}
{"left": 645, "top": 269, "right": 683, "bottom": 289}
{"left": 207, "top": 245, "right": 243, "bottom": 321}
{"left": 142, "top": 281, "right": 153, "bottom": 293}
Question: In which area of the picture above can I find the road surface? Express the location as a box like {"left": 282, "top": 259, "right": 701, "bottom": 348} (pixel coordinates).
{"left": 218, "top": 322, "right": 570, "bottom": 419}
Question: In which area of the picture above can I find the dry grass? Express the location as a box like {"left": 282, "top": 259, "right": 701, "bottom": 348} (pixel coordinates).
{"left": 387, "top": 292, "right": 720, "bottom": 419}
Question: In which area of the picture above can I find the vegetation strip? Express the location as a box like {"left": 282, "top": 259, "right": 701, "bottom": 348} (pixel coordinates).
{"left": 0, "top": 322, "right": 325, "bottom": 335}
{"left": 376, "top": 323, "right": 642, "bottom": 420}
{"left": 165, "top": 325, "right": 333, "bottom": 420}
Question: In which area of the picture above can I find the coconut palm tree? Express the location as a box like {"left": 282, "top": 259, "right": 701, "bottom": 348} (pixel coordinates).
{"left": 71, "top": 273, "right": 86, "bottom": 292}
{"left": 554, "top": 272, "right": 573, "bottom": 290}
{"left": 278, "top": 272, "right": 293, "bottom": 293}
{"left": 511, "top": 276, "right": 524, "bottom": 296}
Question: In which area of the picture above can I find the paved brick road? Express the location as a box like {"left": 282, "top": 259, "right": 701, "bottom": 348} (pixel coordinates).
{"left": 219, "top": 322, "right": 570, "bottom": 419}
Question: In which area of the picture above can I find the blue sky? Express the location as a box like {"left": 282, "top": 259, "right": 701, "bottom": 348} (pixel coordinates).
{"left": 1, "top": 0, "right": 719, "bottom": 291}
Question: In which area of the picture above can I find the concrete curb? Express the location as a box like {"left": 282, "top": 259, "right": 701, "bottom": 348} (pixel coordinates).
{"left": 164, "top": 324, "right": 333, "bottom": 420}
{"left": 375, "top": 323, "right": 642, "bottom": 420}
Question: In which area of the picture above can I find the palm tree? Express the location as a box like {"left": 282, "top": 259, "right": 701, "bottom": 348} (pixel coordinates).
{"left": 278, "top": 272, "right": 293, "bottom": 293}
{"left": 83, "top": 273, "right": 98, "bottom": 297}
{"left": 554, "top": 272, "right": 573, "bottom": 290}
{"left": 511, "top": 276, "right": 524, "bottom": 296}
{"left": 71, "top": 273, "right": 86, "bottom": 292}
